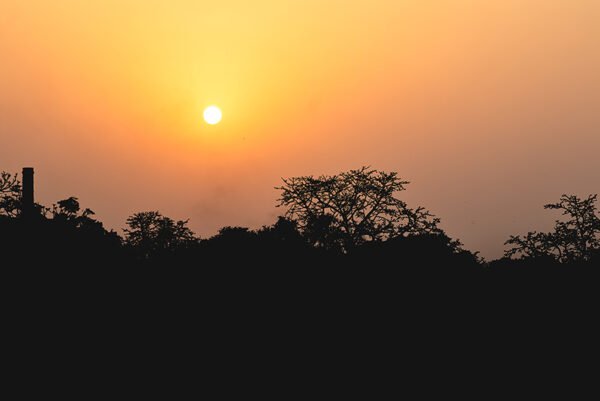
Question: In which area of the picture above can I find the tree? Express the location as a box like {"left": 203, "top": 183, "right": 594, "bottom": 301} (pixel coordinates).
{"left": 124, "top": 211, "right": 198, "bottom": 259}
{"left": 48, "top": 197, "right": 96, "bottom": 225}
{"left": 258, "top": 217, "right": 303, "bottom": 243}
{"left": 0, "top": 171, "right": 22, "bottom": 217}
{"left": 505, "top": 194, "right": 600, "bottom": 263}
{"left": 45, "top": 196, "right": 117, "bottom": 240}
{"left": 276, "top": 167, "right": 441, "bottom": 251}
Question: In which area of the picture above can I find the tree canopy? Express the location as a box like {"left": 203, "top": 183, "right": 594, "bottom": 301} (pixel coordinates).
{"left": 505, "top": 194, "right": 600, "bottom": 263}
{"left": 2, "top": 167, "right": 598, "bottom": 269}
{"left": 276, "top": 167, "right": 441, "bottom": 251}
{"left": 124, "top": 211, "right": 198, "bottom": 260}
{"left": 0, "top": 171, "right": 22, "bottom": 217}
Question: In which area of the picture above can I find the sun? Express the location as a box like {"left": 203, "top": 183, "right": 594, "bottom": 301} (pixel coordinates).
{"left": 203, "top": 106, "right": 222, "bottom": 125}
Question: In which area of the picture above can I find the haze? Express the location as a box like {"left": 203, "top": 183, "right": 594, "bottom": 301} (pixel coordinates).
{"left": 1, "top": 0, "right": 598, "bottom": 259}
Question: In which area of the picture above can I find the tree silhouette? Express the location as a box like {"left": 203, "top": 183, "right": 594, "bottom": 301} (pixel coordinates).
{"left": 256, "top": 217, "right": 310, "bottom": 254}
{"left": 0, "top": 171, "right": 21, "bottom": 217}
{"left": 5, "top": 165, "right": 599, "bottom": 269}
{"left": 44, "top": 196, "right": 119, "bottom": 241}
{"left": 276, "top": 167, "right": 440, "bottom": 252}
{"left": 257, "top": 217, "right": 304, "bottom": 244}
{"left": 124, "top": 211, "right": 198, "bottom": 260}
{"left": 505, "top": 194, "right": 600, "bottom": 263}
{"left": 48, "top": 197, "right": 95, "bottom": 224}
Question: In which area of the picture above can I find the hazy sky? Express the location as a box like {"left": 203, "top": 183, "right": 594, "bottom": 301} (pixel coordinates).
{"left": 1, "top": 0, "right": 599, "bottom": 259}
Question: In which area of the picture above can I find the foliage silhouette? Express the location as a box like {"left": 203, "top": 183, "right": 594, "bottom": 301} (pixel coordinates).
{"left": 48, "top": 197, "right": 95, "bottom": 224}
{"left": 505, "top": 194, "right": 600, "bottom": 263}
{"left": 0, "top": 171, "right": 22, "bottom": 217}
{"left": 124, "top": 211, "right": 198, "bottom": 261}
{"left": 1, "top": 168, "right": 598, "bottom": 273}
{"left": 277, "top": 167, "right": 440, "bottom": 252}
{"left": 257, "top": 217, "right": 304, "bottom": 244}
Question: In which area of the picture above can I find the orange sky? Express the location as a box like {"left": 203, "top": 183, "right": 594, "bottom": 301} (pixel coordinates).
{"left": 1, "top": 0, "right": 599, "bottom": 259}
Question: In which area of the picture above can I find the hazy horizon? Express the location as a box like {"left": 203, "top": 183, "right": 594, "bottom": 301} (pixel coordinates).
{"left": 1, "top": 0, "right": 599, "bottom": 259}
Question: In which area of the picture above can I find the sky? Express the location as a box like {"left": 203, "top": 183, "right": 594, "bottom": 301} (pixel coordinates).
{"left": 1, "top": 0, "right": 599, "bottom": 259}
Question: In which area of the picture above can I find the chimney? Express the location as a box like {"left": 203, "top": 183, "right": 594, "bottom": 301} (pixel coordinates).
{"left": 22, "top": 167, "right": 34, "bottom": 218}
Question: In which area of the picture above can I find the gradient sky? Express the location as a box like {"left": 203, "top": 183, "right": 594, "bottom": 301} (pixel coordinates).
{"left": 1, "top": 0, "right": 599, "bottom": 259}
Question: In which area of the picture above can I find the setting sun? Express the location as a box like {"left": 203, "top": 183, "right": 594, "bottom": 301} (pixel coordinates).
{"left": 1, "top": 0, "right": 599, "bottom": 262}
{"left": 203, "top": 106, "right": 222, "bottom": 125}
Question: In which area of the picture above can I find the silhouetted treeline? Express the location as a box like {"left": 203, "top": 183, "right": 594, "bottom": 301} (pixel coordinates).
{"left": 1, "top": 167, "right": 598, "bottom": 272}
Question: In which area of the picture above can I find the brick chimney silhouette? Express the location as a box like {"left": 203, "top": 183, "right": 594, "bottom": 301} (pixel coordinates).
{"left": 21, "top": 167, "right": 35, "bottom": 218}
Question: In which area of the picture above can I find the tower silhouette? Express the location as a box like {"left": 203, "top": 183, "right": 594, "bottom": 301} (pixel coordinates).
{"left": 22, "top": 167, "right": 35, "bottom": 218}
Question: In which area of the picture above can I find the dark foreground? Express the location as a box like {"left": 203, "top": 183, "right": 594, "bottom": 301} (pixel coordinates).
{"left": 3, "top": 217, "right": 597, "bottom": 393}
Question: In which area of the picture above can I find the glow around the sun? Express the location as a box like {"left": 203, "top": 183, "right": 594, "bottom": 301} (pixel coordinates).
{"left": 203, "top": 106, "right": 222, "bottom": 125}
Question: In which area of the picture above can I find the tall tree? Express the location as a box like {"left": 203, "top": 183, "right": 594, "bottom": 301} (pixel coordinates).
{"left": 276, "top": 167, "right": 440, "bottom": 251}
